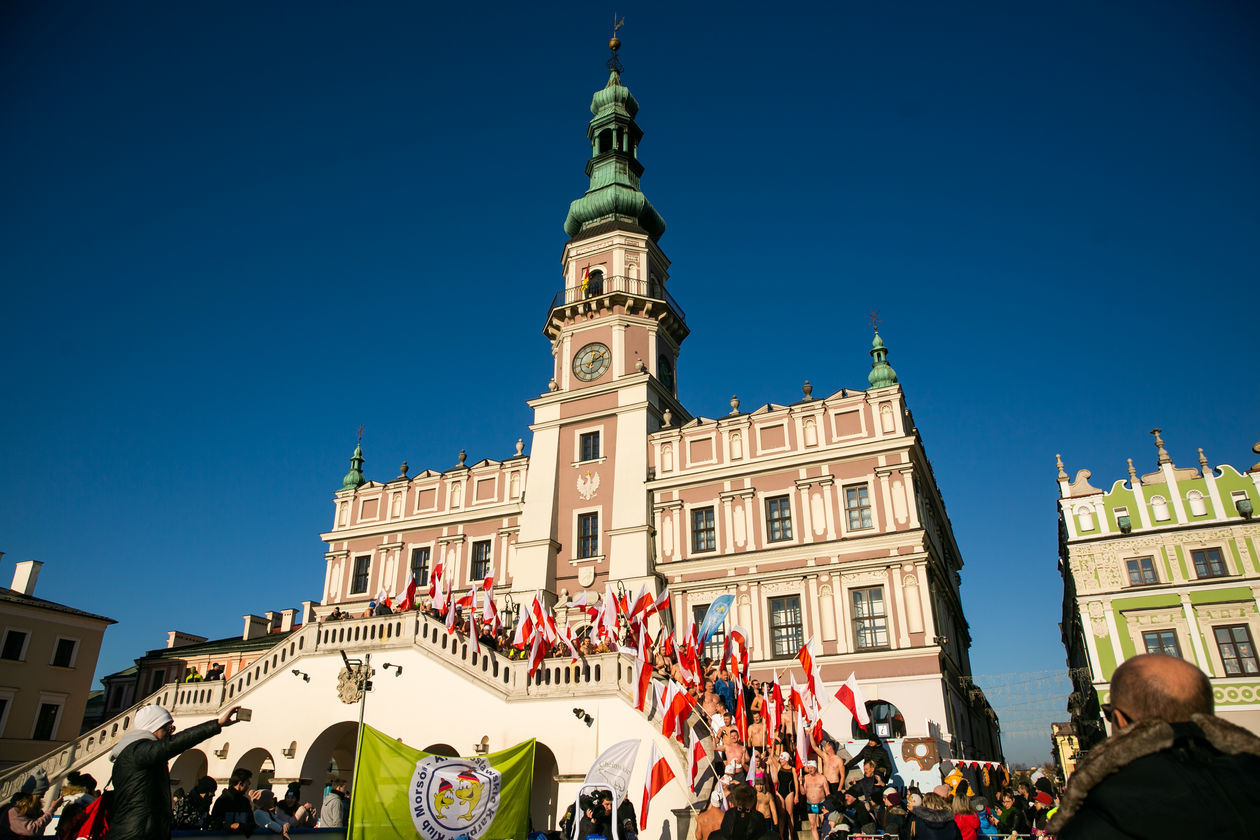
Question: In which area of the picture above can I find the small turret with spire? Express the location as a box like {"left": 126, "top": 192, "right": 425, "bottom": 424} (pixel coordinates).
{"left": 341, "top": 426, "right": 366, "bottom": 492}
{"left": 867, "top": 311, "right": 898, "bottom": 389}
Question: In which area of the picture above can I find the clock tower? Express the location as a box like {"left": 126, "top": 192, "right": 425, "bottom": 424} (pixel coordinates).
{"left": 514, "top": 41, "right": 689, "bottom": 604}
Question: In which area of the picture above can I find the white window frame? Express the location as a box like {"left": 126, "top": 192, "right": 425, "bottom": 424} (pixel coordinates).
{"left": 407, "top": 541, "right": 436, "bottom": 588}
{"left": 573, "top": 424, "right": 606, "bottom": 465}
{"left": 571, "top": 505, "right": 604, "bottom": 564}
{"left": 0, "top": 688, "right": 14, "bottom": 738}
{"left": 50, "top": 636, "right": 81, "bottom": 669}
{"left": 687, "top": 503, "right": 718, "bottom": 555}
{"left": 763, "top": 492, "right": 796, "bottom": 544}
{"left": 0, "top": 626, "right": 31, "bottom": 662}
{"left": 469, "top": 538, "right": 494, "bottom": 582}
{"left": 413, "top": 482, "right": 441, "bottom": 514}
{"left": 842, "top": 482, "right": 875, "bottom": 533}
{"left": 30, "top": 694, "right": 66, "bottom": 741}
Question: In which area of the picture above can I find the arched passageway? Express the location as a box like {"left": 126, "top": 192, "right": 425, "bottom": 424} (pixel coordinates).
{"left": 234, "top": 747, "right": 275, "bottom": 789}
{"left": 298, "top": 722, "right": 359, "bottom": 807}
{"left": 531, "top": 742, "right": 559, "bottom": 831}
{"left": 169, "top": 748, "right": 207, "bottom": 795}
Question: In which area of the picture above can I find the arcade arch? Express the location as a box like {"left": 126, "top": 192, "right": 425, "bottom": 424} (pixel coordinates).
{"left": 169, "top": 748, "right": 207, "bottom": 794}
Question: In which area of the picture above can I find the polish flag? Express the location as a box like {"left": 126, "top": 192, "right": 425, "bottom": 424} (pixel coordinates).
{"left": 469, "top": 614, "right": 481, "bottom": 656}
{"left": 375, "top": 587, "right": 392, "bottom": 609}
{"left": 789, "top": 672, "right": 807, "bottom": 717}
{"left": 770, "top": 675, "right": 784, "bottom": 730}
{"left": 559, "top": 625, "right": 580, "bottom": 664}
{"left": 795, "top": 709, "right": 810, "bottom": 770}
{"left": 599, "top": 589, "right": 619, "bottom": 641}
{"left": 687, "top": 737, "right": 708, "bottom": 792}
{"left": 733, "top": 674, "right": 748, "bottom": 744}
{"left": 428, "top": 561, "right": 444, "bottom": 598}
{"left": 660, "top": 681, "right": 693, "bottom": 743}
{"left": 457, "top": 585, "right": 477, "bottom": 611}
{"left": 511, "top": 609, "right": 534, "bottom": 649}
{"left": 726, "top": 625, "right": 751, "bottom": 678}
{"left": 628, "top": 584, "right": 654, "bottom": 622}
{"left": 432, "top": 573, "right": 448, "bottom": 613}
{"left": 445, "top": 593, "right": 458, "bottom": 635}
{"left": 527, "top": 633, "right": 547, "bottom": 677}
{"left": 640, "top": 743, "right": 677, "bottom": 831}
{"left": 647, "top": 585, "right": 671, "bottom": 619}
{"left": 481, "top": 582, "right": 500, "bottom": 635}
{"left": 746, "top": 746, "right": 758, "bottom": 783}
{"left": 835, "top": 672, "right": 871, "bottom": 728}
{"left": 398, "top": 573, "right": 418, "bottom": 612}
{"left": 633, "top": 631, "right": 654, "bottom": 711}
{"left": 797, "top": 637, "right": 823, "bottom": 702}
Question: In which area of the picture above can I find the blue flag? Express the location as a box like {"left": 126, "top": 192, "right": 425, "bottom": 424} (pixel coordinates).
{"left": 697, "top": 595, "right": 735, "bottom": 647}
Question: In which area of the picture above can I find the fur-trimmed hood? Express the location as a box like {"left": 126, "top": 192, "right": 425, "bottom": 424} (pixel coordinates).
{"left": 1047, "top": 713, "right": 1260, "bottom": 835}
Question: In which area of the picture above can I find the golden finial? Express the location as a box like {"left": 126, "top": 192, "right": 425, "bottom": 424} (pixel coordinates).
{"left": 610, "top": 14, "right": 625, "bottom": 51}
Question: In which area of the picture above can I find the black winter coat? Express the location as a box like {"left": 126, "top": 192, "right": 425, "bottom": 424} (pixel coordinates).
{"left": 845, "top": 742, "right": 891, "bottom": 776}
{"left": 906, "top": 806, "right": 962, "bottom": 839}
{"left": 109, "top": 720, "right": 221, "bottom": 840}
{"left": 718, "top": 807, "right": 769, "bottom": 840}
{"left": 1048, "top": 715, "right": 1260, "bottom": 840}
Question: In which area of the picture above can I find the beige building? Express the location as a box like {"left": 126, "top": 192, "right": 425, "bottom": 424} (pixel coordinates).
{"left": 0, "top": 559, "right": 114, "bottom": 769}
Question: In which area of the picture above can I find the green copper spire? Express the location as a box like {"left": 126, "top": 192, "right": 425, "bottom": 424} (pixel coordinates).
{"left": 868, "top": 330, "right": 899, "bottom": 388}
{"left": 341, "top": 439, "right": 366, "bottom": 492}
{"left": 563, "top": 39, "right": 666, "bottom": 241}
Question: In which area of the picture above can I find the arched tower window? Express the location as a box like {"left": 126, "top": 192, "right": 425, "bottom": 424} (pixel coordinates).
{"left": 852, "top": 699, "right": 906, "bottom": 739}
{"left": 584, "top": 269, "right": 604, "bottom": 298}
{"left": 658, "top": 355, "right": 675, "bottom": 393}
{"left": 597, "top": 129, "right": 613, "bottom": 154}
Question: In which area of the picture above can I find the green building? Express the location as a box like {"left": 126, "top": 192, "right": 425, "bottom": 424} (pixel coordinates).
{"left": 1057, "top": 431, "right": 1260, "bottom": 750}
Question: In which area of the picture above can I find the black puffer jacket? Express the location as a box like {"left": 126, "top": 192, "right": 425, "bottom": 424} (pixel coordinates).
{"left": 108, "top": 720, "right": 221, "bottom": 840}
{"left": 1048, "top": 714, "right": 1260, "bottom": 839}
{"left": 905, "top": 805, "right": 962, "bottom": 839}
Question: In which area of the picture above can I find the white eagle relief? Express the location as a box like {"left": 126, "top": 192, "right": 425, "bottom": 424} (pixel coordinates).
{"left": 576, "top": 471, "right": 600, "bottom": 500}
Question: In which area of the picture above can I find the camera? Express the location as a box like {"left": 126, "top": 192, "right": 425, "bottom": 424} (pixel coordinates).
{"left": 235, "top": 708, "right": 253, "bottom": 722}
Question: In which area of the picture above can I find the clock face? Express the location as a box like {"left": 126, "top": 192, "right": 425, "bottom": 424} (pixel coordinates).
{"left": 573, "top": 342, "right": 611, "bottom": 381}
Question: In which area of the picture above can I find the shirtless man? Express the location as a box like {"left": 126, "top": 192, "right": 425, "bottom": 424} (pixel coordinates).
{"left": 725, "top": 738, "right": 748, "bottom": 775}
{"left": 815, "top": 740, "right": 848, "bottom": 796}
{"left": 800, "top": 760, "right": 830, "bottom": 840}
{"left": 754, "top": 779, "right": 778, "bottom": 829}
{"left": 747, "top": 711, "right": 767, "bottom": 755}
{"left": 702, "top": 680, "right": 723, "bottom": 718}
{"left": 694, "top": 792, "right": 724, "bottom": 840}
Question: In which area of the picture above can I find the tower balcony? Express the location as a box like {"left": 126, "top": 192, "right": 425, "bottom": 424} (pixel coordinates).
{"left": 543, "top": 273, "right": 687, "bottom": 340}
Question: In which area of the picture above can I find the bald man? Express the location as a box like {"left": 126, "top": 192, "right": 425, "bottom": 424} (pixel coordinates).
{"left": 1048, "top": 654, "right": 1260, "bottom": 839}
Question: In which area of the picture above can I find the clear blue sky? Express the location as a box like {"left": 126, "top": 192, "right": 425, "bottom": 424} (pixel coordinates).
{"left": 2, "top": 1, "right": 1257, "bottom": 764}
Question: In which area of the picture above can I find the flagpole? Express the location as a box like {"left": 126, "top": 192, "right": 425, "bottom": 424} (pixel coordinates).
{"left": 345, "top": 652, "right": 371, "bottom": 833}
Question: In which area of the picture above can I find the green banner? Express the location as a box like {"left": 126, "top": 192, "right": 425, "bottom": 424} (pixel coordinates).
{"left": 348, "top": 724, "right": 535, "bottom": 840}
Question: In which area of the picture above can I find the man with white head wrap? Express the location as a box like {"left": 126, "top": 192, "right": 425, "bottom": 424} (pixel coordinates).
{"left": 108, "top": 702, "right": 244, "bottom": 839}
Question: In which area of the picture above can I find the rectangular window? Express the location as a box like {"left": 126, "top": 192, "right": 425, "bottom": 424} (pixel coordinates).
{"left": 578, "top": 512, "right": 599, "bottom": 559}
{"left": 1, "top": 630, "right": 27, "bottom": 661}
{"left": 692, "top": 604, "right": 725, "bottom": 662}
{"left": 1215, "top": 625, "right": 1259, "bottom": 675}
{"left": 1142, "top": 630, "right": 1181, "bottom": 657}
{"left": 692, "top": 507, "right": 716, "bottom": 552}
{"left": 1191, "top": 548, "right": 1228, "bottom": 579}
{"left": 51, "top": 639, "right": 77, "bottom": 668}
{"left": 579, "top": 431, "right": 601, "bottom": 462}
{"left": 1126, "top": 557, "right": 1158, "bottom": 586}
{"left": 410, "top": 547, "right": 431, "bottom": 586}
{"left": 845, "top": 485, "right": 873, "bottom": 530}
{"left": 852, "top": 587, "right": 889, "bottom": 650}
{"left": 769, "top": 596, "right": 803, "bottom": 659}
{"left": 32, "top": 703, "right": 59, "bottom": 741}
{"left": 470, "top": 540, "right": 492, "bottom": 580}
{"left": 149, "top": 670, "right": 165, "bottom": 693}
{"left": 765, "top": 495, "right": 793, "bottom": 542}
{"left": 350, "top": 555, "right": 371, "bottom": 594}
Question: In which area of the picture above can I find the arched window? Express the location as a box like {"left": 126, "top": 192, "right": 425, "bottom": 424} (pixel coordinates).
{"left": 1186, "top": 490, "right": 1207, "bottom": 517}
{"left": 852, "top": 699, "right": 907, "bottom": 739}
{"left": 658, "top": 355, "right": 674, "bottom": 392}
{"left": 584, "top": 269, "right": 604, "bottom": 298}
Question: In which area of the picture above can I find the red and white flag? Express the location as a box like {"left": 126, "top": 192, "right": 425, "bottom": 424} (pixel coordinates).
{"left": 795, "top": 708, "right": 810, "bottom": 770}
{"left": 726, "top": 625, "right": 751, "bottom": 678}
{"left": 375, "top": 587, "right": 392, "bottom": 610}
{"left": 599, "top": 589, "right": 619, "bottom": 641}
{"left": 639, "top": 743, "right": 676, "bottom": 831}
{"left": 687, "top": 736, "right": 708, "bottom": 792}
{"left": 633, "top": 630, "right": 654, "bottom": 711}
{"left": 527, "top": 633, "right": 547, "bottom": 677}
{"left": 628, "top": 584, "right": 654, "bottom": 622}
{"left": 797, "top": 637, "right": 823, "bottom": 703}
{"left": 733, "top": 674, "right": 748, "bottom": 744}
{"left": 428, "top": 561, "right": 444, "bottom": 598}
{"left": 647, "top": 585, "right": 671, "bottom": 619}
{"left": 398, "top": 573, "right": 418, "bottom": 612}
{"left": 835, "top": 671, "right": 871, "bottom": 727}
{"left": 432, "top": 572, "right": 448, "bottom": 613}
{"left": 445, "top": 592, "right": 458, "bottom": 635}
{"left": 481, "top": 578, "right": 500, "bottom": 635}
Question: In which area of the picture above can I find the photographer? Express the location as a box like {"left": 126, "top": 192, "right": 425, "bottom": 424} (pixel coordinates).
{"left": 109, "top": 703, "right": 245, "bottom": 840}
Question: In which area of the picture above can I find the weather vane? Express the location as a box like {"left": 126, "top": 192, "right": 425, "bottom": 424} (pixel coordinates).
{"left": 608, "top": 15, "right": 625, "bottom": 74}
{"left": 869, "top": 310, "right": 881, "bottom": 332}
{"left": 357, "top": 424, "right": 364, "bottom": 445}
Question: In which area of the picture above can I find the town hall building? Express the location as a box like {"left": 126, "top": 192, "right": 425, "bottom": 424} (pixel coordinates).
{"left": 1, "top": 43, "right": 1002, "bottom": 834}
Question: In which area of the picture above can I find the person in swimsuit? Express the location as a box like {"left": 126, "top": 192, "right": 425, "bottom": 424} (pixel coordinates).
{"left": 800, "top": 760, "right": 829, "bottom": 840}
{"left": 770, "top": 751, "right": 797, "bottom": 840}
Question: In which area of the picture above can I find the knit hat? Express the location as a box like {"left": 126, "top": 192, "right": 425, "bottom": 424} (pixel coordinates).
{"left": 135, "top": 705, "right": 174, "bottom": 733}
{"left": 933, "top": 784, "right": 952, "bottom": 799}
{"left": 20, "top": 769, "right": 49, "bottom": 795}
{"left": 1034, "top": 791, "right": 1054, "bottom": 806}
{"left": 884, "top": 789, "right": 901, "bottom": 807}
